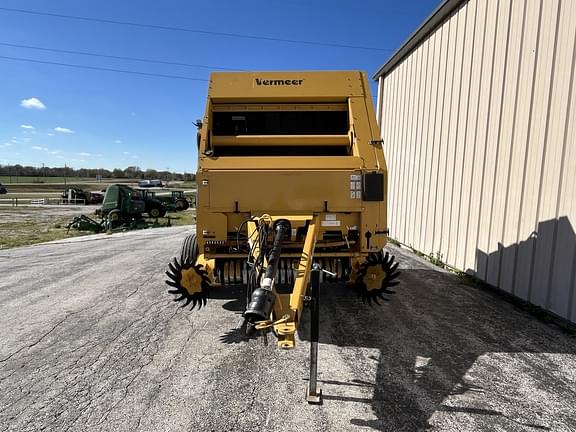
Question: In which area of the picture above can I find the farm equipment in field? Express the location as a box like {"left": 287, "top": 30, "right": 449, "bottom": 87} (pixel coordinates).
{"left": 66, "top": 214, "right": 104, "bottom": 233}
{"left": 155, "top": 190, "right": 190, "bottom": 211}
{"left": 66, "top": 184, "right": 172, "bottom": 233}
{"left": 138, "top": 189, "right": 188, "bottom": 212}
{"left": 164, "top": 71, "right": 399, "bottom": 402}
{"left": 135, "top": 189, "right": 168, "bottom": 218}
{"left": 61, "top": 187, "right": 104, "bottom": 205}
{"left": 99, "top": 184, "right": 147, "bottom": 227}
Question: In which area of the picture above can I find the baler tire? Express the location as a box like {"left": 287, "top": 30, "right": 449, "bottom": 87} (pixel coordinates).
{"left": 181, "top": 233, "right": 198, "bottom": 265}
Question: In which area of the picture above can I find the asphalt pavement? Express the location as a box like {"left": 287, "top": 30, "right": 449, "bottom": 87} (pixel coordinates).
{"left": 0, "top": 226, "right": 575, "bottom": 431}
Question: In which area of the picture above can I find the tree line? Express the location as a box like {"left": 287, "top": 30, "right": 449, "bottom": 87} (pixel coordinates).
{"left": 0, "top": 164, "right": 195, "bottom": 181}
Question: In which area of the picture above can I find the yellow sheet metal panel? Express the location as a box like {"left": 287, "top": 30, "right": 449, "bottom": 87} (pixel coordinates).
{"left": 208, "top": 71, "right": 365, "bottom": 102}
{"left": 199, "top": 156, "right": 363, "bottom": 170}
{"left": 207, "top": 170, "right": 363, "bottom": 213}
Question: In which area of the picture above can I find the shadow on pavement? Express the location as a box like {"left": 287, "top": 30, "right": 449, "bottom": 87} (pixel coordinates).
{"left": 299, "top": 264, "right": 576, "bottom": 431}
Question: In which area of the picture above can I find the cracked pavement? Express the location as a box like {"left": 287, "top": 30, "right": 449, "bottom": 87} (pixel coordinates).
{"left": 1, "top": 226, "right": 575, "bottom": 431}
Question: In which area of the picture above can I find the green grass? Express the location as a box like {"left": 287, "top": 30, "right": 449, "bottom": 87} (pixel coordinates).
{"left": 0, "top": 176, "right": 140, "bottom": 185}
{"left": 0, "top": 217, "right": 88, "bottom": 249}
{"left": 166, "top": 209, "right": 196, "bottom": 226}
{"left": 0, "top": 176, "right": 96, "bottom": 184}
{"left": 0, "top": 206, "right": 196, "bottom": 249}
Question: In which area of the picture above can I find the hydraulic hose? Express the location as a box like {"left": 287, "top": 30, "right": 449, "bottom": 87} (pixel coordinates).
{"left": 244, "top": 219, "right": 291, "bottom": 323}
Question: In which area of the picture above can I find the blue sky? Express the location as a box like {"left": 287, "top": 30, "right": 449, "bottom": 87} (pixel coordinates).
{"left": 0, "top": 0, "right": 439, "bottom": 173}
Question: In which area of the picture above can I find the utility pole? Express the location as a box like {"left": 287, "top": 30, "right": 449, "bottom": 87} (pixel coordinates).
{"left": 64, "top": 164, "right": 67, "bottom": 185}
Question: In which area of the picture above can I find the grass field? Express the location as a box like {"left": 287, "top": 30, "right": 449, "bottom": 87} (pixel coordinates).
{"left": 0, "top": 177, "right": 196, "bottom": 249}
{"left": 0, "top": 206, "right": 195, "bottom": 249}
{"left": 0, "top": 176, "right": 136, "bottom": 184}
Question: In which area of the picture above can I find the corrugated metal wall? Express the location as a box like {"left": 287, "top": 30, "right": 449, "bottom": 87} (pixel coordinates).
{"left": 378, "top": 0, "right": 576, "bottom": 323}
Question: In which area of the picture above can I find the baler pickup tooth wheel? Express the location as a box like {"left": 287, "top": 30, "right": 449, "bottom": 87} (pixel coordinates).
{"left": 354, "top": 250, "right": 400, "bottom": 305}
{"left": 165, "top": 234, "right": 211, "bottom": 309}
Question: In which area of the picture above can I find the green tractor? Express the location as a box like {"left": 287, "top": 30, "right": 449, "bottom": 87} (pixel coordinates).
{"left": 140, "top": 190, "right": 189, "bottom": 212}
{"left": 133, "top": 188, "right": 168, "bottom": 218}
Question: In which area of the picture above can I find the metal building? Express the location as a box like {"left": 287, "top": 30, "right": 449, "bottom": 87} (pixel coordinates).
{"left": 374, "top": 0, "right": 576, "bottom": 323}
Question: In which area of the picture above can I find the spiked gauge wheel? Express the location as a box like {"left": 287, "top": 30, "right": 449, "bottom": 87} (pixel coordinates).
{"left": 354, "top": 250, "right": 400, "bottom": 305}
{"left": 165, "top": 257, "right": 211, "bottom": 309}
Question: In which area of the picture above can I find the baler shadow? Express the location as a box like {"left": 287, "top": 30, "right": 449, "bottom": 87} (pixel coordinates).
{"left": 298, "top": 265, "right": 575, "bottom": 431}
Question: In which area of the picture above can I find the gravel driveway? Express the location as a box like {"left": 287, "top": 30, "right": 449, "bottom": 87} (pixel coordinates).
{"left": 0, "top": 226, "right": 575, "bottom": 431}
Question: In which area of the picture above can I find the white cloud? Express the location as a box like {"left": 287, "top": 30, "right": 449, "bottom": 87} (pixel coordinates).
{"left": 78, "top": 152, "right": 91, "bottom": 157}
{"left": 131, "top": 155, "right": 139, "bottom": 159}
{"left": 115, "top": 140, "right": 122, "bottom": 144}
{"left": 20, "top": 97, "right": 46, "bottom": 110}
{"left": 54, "top": 126, "right": 75, "bottom": 134}
{"left": 31, "top": 146, "right": 48, "bottom": 151}
{"left": 20, "top": 124, "right": 35, "bottom": 130}
{"left": 47, "top": 133, "right": 55, "bottom": 137}
{"left": 49, "top": 150, "right": 61, "bottom": 155}
{"left": 123, "top": 151, "right": 130, "bottom": 155}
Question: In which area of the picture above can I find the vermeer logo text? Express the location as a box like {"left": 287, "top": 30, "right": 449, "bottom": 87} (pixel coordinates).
{"left": 255, "top": 78, "right": 303, "bottom": 86}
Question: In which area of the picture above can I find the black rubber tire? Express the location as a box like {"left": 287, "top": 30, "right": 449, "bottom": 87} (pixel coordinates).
{"left": 107, "top": 209, "right": 121, "bottom": 229}
{"left": 181, "top": 233, "right": 198, "bottom": 264}
{"left": 174, "top": 199, "right": 187, "bottom": 211}
{"left": 149, "top": 207, "right": 161, "bottom": 218}
{"left": 108, "top": 209, "right": 120, "bottom": 222}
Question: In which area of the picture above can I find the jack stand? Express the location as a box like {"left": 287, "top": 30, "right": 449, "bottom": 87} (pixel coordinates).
{"left": 306, "top": 263, "right": 322, "bottom": 404}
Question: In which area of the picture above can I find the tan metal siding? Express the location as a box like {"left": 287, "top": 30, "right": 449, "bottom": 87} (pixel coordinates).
{"left": 378, "top": 0, "right": 576, "bottom": 323}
